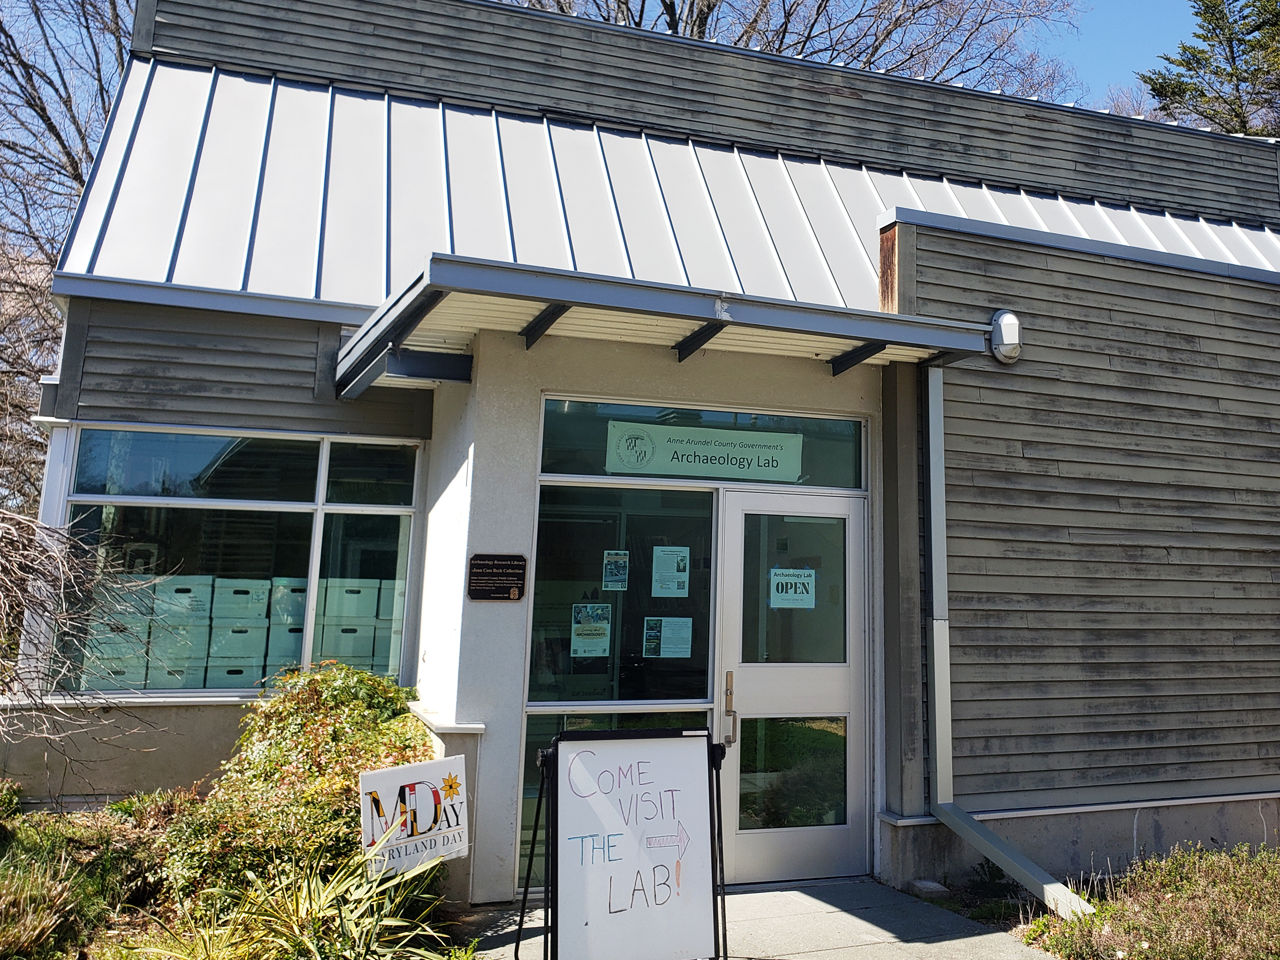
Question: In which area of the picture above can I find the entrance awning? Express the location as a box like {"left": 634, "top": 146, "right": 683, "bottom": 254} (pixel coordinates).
{"left": 335, "top": 255, "right": 992, "bottom": 398}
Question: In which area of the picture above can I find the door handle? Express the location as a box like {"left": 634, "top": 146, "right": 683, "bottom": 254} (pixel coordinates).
{"left": 723, "top": 671, "right": 737, "bottom": 747}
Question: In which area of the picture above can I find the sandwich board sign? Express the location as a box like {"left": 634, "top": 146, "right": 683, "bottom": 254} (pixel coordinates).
{"left": 359, "top": 756, "right": 468, "bottom": 875}
{"left": 545, "top": 728, "right": 725, "bottom": 960}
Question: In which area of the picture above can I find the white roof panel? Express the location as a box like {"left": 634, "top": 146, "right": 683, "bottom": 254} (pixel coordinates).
{"left": 647, "top": 137, "right": 739, "bottom": 292}
{"left": 65, "top": 57, "right": 1280, "bottom": 317}
{"left": 741, "top": 151, "right": 842, "bottom": 306}
{"left": 246, "top": 81, "right": 330, "bottom": 298}
{"left": 783, "top": 157, "right": 876, "bottom": 308}
{"left": 866, "top": 169, "right": 919, "bottom": 213}
{"left": 908, "top": 176, "right": 964, "bottom": 218}
{"left": 548, "top": 122, "right": 629, "bottom": 277}
{"left": 320, "top": 90, "right": 387, "bottom": 305}
{"left": 598, "top": 130, "right": 686, "bottom": 286}
{"left": 987, "top": 187, "right": 1041, "bottom": 230}
{"left": 695, "top": 145, "right": 790, "bottom": 300}
{"left": 1024, "top": 192, "right": 1085, "bottom": 237}
{"left": 946, "top": 180, "right": 1004, "bottom": 223}
{"left": 94, "top": 64, "right": 211, "bottom": 282}
{"left": 171, "top": 72, "right": 272, "bottom": 290}
{"left": 388, "top": 98, "right": 449, "bottom": 294}
{"left": 61, "top": 59, "right": 152, "bottom": 275}
{"left": 445, "top": 107, "right": 511, "bottom": 263}
{"left": 498, "top": 115, "right": 572, "bottom": 271}
{"left": 824, "top": 163, "right": 884, "bottom": 266}
{"left": 1204, "top": 219, "right": 1271, "bottom": 269}
{"left": 1064, "top": 199, "right": 1124, "bottom": 243}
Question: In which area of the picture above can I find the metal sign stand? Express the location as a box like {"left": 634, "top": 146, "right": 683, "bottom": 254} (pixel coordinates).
{"left": 513, "top": 730, "right": 727, "bottom": 960}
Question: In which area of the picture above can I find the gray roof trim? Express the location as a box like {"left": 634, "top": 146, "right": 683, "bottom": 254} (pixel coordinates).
{"left": 878, "top": 207, "right": 1280, "bottom": 287}
{"left": 133, "top": 0, "right": 158, "bottom": 53}
{"left": 336, "top": 253, "right": 991, "bottom": 387}
{"left": 51, "top": 271, "right": 372, "bottom": 324}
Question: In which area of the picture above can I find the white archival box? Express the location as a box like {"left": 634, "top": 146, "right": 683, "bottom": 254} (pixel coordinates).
{"left": 359, "top": 756, "right": 469, "bottom": 876}
{"left": 554, "top": 730, "right": 717, "bottom": 960}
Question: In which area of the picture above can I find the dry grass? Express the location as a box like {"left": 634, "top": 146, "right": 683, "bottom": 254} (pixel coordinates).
{"left": 1023, "top": 843, "right": 1280, "bottom": 960}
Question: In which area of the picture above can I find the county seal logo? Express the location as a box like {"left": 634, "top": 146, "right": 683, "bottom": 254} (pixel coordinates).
{"left": 614, "top": 427, "right": 656, "bottom": 469}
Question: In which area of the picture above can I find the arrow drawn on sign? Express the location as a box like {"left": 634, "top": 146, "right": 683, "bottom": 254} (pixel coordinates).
{"left": 645, "top": 821, "right": 690, "bottom": 861}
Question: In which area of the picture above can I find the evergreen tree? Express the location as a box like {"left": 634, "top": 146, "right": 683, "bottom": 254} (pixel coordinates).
{"left": 1139, "top": 0, "right": 1280, "bottom": 135}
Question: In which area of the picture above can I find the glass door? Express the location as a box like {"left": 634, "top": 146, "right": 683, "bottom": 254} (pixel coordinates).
{"left": 717, "top": 490, "right": 868, "bottom": 883}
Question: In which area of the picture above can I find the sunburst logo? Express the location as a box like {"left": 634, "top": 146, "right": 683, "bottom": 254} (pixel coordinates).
{"left": 442, "top": 773, "right": 461, "bottom": 801}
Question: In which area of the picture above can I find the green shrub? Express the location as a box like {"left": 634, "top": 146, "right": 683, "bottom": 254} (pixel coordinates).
{"left": 163, "top": 664, "right": 434, "bottom": 899}
{"left": 0, "top": 781, "right": 20, "bottom": 822}
{"left": 1025, "top": 843, "right": 1280, "bottom": 960}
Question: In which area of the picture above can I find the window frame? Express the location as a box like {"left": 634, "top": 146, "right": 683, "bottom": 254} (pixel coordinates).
{"left": 55, "top": 420, "right": 422, "bottom": 696}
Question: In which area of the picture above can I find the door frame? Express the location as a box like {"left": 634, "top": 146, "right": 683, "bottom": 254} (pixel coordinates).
{"left": 712, "top": 487, "right": 874, "bottom": 882}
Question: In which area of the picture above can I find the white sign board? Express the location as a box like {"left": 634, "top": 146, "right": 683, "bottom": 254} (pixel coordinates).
{"left": 359, "top": 756, "right": 468, "bottom": 875}
{"left": 606, "top": 420, "right": 803, "bottom": 483}
{"left": 769, "top": 568, "right": 816, "bottom": 609}
{"left": 555, "top": 731, "right": 717, "bottom": 960}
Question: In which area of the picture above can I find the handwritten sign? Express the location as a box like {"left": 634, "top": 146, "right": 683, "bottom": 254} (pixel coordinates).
{"left": 553, "top": 730, "right": 717, "bottom": 960}
{"left": 466, "top": 554, "right": 527, "bottom": 601}
{"left": 359, "top": 756, "right": 468, "bottom": 875}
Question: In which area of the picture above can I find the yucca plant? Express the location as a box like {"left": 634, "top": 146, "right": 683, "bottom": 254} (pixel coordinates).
{"left": 141, "top": 831, "right": 448, "bottom": 960}
{"left": 0, "top": 851, "right": 82, "bottom": 960}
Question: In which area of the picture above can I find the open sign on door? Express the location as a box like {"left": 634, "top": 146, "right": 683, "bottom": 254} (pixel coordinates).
{"left": 769, "top": 568, "right": 816, "bottom": 609}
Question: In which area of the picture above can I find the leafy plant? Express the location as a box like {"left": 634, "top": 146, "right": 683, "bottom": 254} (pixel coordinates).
{"left": 162, "top": 663, "right": 434, "bottom": 899}
{"left": 142, "top": 836, "right": 449, "bottom": 960}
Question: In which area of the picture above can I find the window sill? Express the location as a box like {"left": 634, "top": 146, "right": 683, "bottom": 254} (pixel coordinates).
{"left": 0, "top": 690, "right": 268, "bottom": 709}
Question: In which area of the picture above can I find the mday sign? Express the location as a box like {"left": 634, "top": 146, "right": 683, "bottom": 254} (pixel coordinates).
{"left": 605, "top": 421, "right": 803, "bottom": 483}
{"left": 360, "top": 756, "right": 469, "bottom": 875}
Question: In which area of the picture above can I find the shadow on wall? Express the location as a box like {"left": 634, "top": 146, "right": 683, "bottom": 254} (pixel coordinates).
{"left": 881, "top": 798, "right": 1280, "bottom": 889}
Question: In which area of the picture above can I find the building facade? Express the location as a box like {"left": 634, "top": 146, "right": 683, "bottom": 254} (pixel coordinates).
{"left": 21, "top": 0, "right": 1280, "bottom": 908}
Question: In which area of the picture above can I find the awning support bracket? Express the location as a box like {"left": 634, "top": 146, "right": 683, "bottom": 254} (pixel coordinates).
{"left": 673, "top": 321, "right": 726, "bottom": 362}
{"left": 829, "top": 341, "right": 887, "bottom": 376}
{"left": 521, "top": 303, "right": 571, "bottom": 350}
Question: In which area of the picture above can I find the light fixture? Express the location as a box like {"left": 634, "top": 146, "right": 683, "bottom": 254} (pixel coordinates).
{"left": 991, "top": 310, "right": 1022, "bottom": 364}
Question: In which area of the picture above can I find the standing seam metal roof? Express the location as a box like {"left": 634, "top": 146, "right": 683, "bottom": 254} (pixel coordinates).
{"left": 57, "top": 58, "right": 1280, "bottom": 316}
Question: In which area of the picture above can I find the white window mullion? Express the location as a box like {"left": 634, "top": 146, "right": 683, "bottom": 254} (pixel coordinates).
{"left": 300, "top": 439, "right": 333, "bottom": 672}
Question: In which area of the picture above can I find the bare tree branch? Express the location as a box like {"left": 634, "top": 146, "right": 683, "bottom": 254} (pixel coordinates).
{"left": 511, "top": 0, "right": 1083, "bottom": 100}
{"left": 0, "top": 0, "right": 134, "bottom": 517}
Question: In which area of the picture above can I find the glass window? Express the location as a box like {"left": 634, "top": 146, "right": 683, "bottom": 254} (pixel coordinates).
{"left": 520, "top": 711, "right": 708, "bottom": 885}
{"left": 73, "top": 430, "right": 320, "bottom": 501}
{"left": 541, "top": 400, "right": 861, "bottom": 489}
{"left": 60, "top": 428, "right": 418, "bottom": 693}
{"left": 528, "top": 487, "right": 713, "bottom": 703}
{"left": 326, "top": 443, "right": 416, "bottom": 505}
{"left": 739, "top": 717, "right": 847, "bottom": 830}
{"left": 741, "top": 514, "right": 847, "bottom": 664}
{"left": 65, "top": 505, "right": 313, "bottom": 692}
{"left": 314, "top": 513, "right": 411, "bottom": 676}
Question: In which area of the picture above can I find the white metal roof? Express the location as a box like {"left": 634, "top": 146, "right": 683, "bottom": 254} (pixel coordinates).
{"left": 57, "top": 57, "right": 1280, "bottom": 318}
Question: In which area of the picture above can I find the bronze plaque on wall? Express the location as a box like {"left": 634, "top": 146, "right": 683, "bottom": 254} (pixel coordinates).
{"left": 467, "top": 554, "right": 527, "bottom": 601}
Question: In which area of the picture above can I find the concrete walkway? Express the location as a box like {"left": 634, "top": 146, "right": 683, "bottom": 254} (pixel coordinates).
{"left": 450, "top": 878, "right": 1047, "bottom": 959}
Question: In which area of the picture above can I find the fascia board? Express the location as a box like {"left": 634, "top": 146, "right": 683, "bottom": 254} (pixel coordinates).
{"left": 877, "top": 206, "right": 1280, "bottom": 286}
{"left": 51, "top": 271, "right": 374, "bottom": 325}
{"left": 336, "top": 254, "right": 991, "bottom": 384}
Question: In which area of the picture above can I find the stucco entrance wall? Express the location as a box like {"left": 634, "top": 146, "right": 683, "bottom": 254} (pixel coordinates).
{"left": 415, "top": 329, "right": 881, "bottom": 903}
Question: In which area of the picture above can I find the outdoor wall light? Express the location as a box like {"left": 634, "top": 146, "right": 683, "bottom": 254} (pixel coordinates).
{"left": 990, "top": 309, "right": 1022, "bottom": 364}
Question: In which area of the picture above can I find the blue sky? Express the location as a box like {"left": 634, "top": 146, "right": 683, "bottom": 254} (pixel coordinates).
{"left": 1038, "top": 1, "right": 1201, "bottom": 101}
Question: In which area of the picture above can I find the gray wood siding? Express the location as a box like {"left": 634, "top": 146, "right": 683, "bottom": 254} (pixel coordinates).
{"left": 143, "top": 0, "right": 1280, "bottom": 226}
{"left": 70, "top": 299, "right": 430, "bottom": 437}
{"left": 910, "top": 226, "right": 1280, "bottom": 810}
